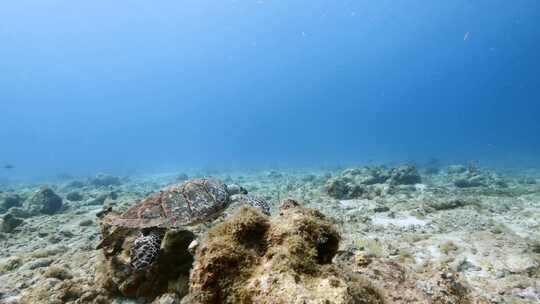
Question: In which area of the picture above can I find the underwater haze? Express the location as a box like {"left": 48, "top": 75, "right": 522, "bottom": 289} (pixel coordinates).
{"left": 3, "top": 2, "right": 540, "bottom": 303}
{"left": 1, "top": 0, "right": 540, "bottom": 179}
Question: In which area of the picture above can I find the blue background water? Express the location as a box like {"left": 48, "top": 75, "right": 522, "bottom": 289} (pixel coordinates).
{"left": 1, "top": 0, "right": 539, "bottom": 179}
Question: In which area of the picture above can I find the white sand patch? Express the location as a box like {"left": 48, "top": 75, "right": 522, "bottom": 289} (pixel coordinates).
{"left": 372, "top": 215, "right": 428, "bottom": 227}
{"left": 339, "top": 199, "right": 371, "bottom": 211}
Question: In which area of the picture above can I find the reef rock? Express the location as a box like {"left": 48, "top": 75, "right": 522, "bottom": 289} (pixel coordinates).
{"left": 19, "top": 277, "right": 110, "bottom": 304}
{"left": 0, "top": 194, "right": 22, "bottom": 213}
{"left": 89, "top": 173, "right": 122, "bottom": 187}
{"left": 388, "top": 165, "right": 421, "bottom": 185}
{"left": 24, "top": 187, "right": 63, "bottom": 215}
{"left": 66, "top": 191, "right": 83, "bottom": 202}
{"left": 337, "top": 253, "right": 477, "bottom": 304}
{"left": 448, "top": 166, "right": 507, "bottom": 189}
{"left": 0, "top": 212, "right": 24, "bottom": 233}
{"left": 185, "top": 200, "right": 384, "bottom": 304}
{"left": 325, "top": 165, "right": 420, "bottom": 199}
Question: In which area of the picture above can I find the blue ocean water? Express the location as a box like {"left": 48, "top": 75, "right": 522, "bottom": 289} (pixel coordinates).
{"left": 1, "top": 0, "right": 539, "bottom": 179}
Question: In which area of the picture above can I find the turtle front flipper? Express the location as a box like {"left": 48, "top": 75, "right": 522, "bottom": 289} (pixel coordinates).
{"left": 96, "top": 227, "right": 131, "bottom": 257}
{"left": 130, "top": 228, "right": 165, "bottom": 270}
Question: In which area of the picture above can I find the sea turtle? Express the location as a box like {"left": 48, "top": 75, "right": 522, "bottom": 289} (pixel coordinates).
{"left": 97, "top": 178, "right": 270, "bottom": 270}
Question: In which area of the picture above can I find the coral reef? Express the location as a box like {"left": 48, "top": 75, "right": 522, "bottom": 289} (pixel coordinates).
{"left": 185, "top": 200, "right": 384, "bottom": 304}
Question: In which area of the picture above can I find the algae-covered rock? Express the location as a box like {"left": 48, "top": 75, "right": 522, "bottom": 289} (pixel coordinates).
{"left": 6, "top": 206, "right": 31, "bottom": 218}
{"left": 447, "top": 165, "right": 509, "bottom": 190}
{"left": 388, "top": 165, "right": 421, "bottom": 185}
{"left": 24, "top": 187, "right": 63, "bottom": 215}
{"left": 19, "top": 277, "right": 110, "bottom": 304}
{"left": 186, "top": 200, "right": 384, "bottom": 304}
{"left": 66, "top": 191, "right": 83, "bottom": 202}
{"left": 325, "top": 177, "right": 351, "bottom": 199}
{"left": 337, "top": 253, "right": 476, "bottom": 304}
{"left": 426, "top": 198, "right": 480, "bottom": 211}
{"left": 43, "top": 266, "right": 74, "bottom": 280}
{"left": 342, "top": 166, "right": 390, "bottom": 185}
{"left": 0, "top": 194, "right": 22, "bottom": 213}
{"left": 0, "top": 212, "right": 24, "bottom": 233}
{"left": 325, "top": 165, "right": 416, "bottom": 199}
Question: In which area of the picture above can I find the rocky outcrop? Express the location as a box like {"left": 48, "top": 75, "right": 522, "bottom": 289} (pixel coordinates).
{"left": 24, "top": 187, "right": 63, "bottom": 215}
{"left": 447, "top": 165, "right": 507, "bottom": 189}
{"left": 325, "top": 165, "right": 421, "bottom": 199}
{"left": 0, "top": 194, "right": 22, "bottom": 213}
{"left": 19, "top": 277, "right": 110, "bottom": 304}
{"left": 0, "top": 212, "right": 24, "bottom": 233}
{"left": 336, "top": 253, "right": 476, "bottom": 304}
{"left": 89, "top": 174, "right": 122, "bottom": 187}
{"left": 184, "top": 200, "right": 384, "bottom": 304}
{"left": 388, "top": 165, "right": 422, "bottom": 185}
{"left": 66, "top": 191, "right": 83, "bottom": 202}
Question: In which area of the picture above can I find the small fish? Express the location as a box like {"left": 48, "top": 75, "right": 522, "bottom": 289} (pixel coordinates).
{"left": 463, "top": 32, "right": 470, "bottom": 41}
{"left": 4, "top": 164, "right": 14, "bottom": 169}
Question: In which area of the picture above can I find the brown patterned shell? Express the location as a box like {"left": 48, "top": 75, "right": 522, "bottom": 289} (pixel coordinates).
{"left": 112, "top": 178, "right": 230, "bottom": 229}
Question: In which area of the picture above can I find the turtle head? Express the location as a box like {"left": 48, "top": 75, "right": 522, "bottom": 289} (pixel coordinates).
{"left": 130, "top": 228, "right": 165, "bottom": 270}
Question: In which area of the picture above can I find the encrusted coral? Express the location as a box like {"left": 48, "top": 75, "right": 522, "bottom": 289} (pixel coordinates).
{"left": 186, "top": 200, "right": 384, "bottom": 304}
